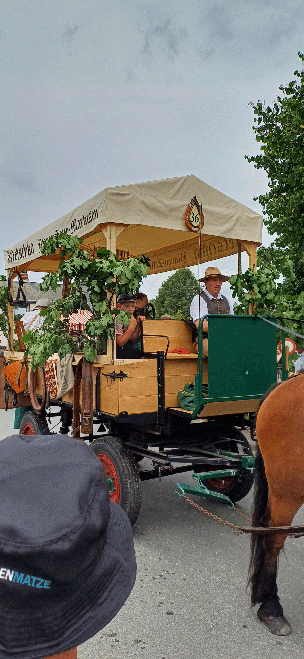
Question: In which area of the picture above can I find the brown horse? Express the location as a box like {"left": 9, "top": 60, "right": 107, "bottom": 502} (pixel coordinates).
{"left": 249, "top": 372, "right": 304, "bottom": 635}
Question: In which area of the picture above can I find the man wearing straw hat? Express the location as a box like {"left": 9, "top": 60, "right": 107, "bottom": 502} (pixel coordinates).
{"left": 190, "top": 266, "right": 233, "bottom": 356}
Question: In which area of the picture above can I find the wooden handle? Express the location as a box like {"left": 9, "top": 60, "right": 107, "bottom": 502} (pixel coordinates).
{"left": 285, "top": 345, "right": 289, "bottom": 371}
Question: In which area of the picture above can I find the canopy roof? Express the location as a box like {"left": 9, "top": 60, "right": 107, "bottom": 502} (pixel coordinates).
{"left": 4, "top": 175, "right": 262, "bottom": 274}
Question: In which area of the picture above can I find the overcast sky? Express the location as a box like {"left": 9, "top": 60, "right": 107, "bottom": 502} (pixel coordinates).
{"left": 1, "top": 0, "right": 304, "bottom": 300}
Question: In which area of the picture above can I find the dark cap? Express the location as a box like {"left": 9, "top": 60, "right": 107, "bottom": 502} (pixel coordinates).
{"left": 117, "top": 294, "right": 137, "bottom": 304}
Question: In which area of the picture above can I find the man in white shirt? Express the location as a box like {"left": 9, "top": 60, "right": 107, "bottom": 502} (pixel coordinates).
{"left": 22, "top": 297, "right": 49, "bottom": 332}
{"left": 190, "top": 266, "right": 232, "bottom": 356}
{"left": 293, "top": 346, "right": 304, "bottom": 373}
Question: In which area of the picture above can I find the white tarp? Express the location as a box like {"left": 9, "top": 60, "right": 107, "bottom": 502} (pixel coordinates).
{"left": 4, "top": 174, "right": 262, "bottom": 270}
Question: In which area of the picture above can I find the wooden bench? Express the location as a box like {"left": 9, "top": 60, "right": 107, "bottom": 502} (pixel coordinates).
{"left": 142, "top": 319, "right": 195, "bottom": 354}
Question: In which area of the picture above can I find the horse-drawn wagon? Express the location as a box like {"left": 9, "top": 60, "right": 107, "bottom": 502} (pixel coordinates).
{"left": 2, "top": 175, "right": 282, "bottom": 524}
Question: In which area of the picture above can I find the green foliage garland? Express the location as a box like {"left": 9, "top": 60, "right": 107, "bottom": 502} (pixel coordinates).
{"left": 23, "top": 232, "right": 149, "bottom": 368}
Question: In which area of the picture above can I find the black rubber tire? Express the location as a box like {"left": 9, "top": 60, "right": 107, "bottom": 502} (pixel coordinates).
{"left": 90, "top": 436, "right": 142, "bottom": 525}
{"left": 19, "top": 410, "right": 50, "bottom": 435}
{"left": 204, "top": 427, "right": 254, "bottom": 503}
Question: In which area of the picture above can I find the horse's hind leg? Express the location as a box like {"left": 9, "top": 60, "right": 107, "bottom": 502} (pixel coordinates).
{"left": 256, "top": 493, "right": 303, "bottom": 636}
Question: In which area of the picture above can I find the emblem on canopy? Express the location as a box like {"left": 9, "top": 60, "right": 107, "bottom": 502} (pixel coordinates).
{"left": 184, "top": 196, "right": 204, "bottom": 232}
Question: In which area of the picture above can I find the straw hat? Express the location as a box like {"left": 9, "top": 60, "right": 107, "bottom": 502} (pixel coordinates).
{"left": 199, "top": 267, "right": 229, "bottom": 283}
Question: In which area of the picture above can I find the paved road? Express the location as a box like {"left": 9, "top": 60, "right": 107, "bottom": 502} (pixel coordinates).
{"left": 2, "top": 410, "right": 304, "bottom": 658}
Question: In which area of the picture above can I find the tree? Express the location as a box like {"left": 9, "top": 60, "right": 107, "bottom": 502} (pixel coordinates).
{"left": 23, "top": 232, "right": 149, "bottom": 368}
{"left": 230, "top": 53, "right": 304, "bottom": 348}
{"left": 245, "top": 51, "right": 304, "bottom": 296}
{"left": 153, "top": 268, "right": 200, "bottom": 320}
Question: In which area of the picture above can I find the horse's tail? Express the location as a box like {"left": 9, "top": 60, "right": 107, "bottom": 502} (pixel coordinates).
{"left": 248, "top": 443, "right": 271, "bottom": 605}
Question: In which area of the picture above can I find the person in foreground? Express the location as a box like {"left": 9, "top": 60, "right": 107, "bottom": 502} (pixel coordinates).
{"left": 0, "top": 434, "right": 136, "bottom": 659}
{"left": 190, "top": 266, "right": 232, "bottom": 356}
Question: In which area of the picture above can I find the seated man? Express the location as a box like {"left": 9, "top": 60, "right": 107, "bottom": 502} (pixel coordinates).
{"left": 116, "top": 294, "right": 145, "bottom": 359}
{"left": 189, "top": 267, "right": 232, "bottom": 356}
{"left": 21, "top": 297, "right": 49, "bottom": 332}
{"left": 135, "top": 292, "right": 155, "bottom": 319}
{"left": 135, "top": 293, "right": 148, "bottom": 314}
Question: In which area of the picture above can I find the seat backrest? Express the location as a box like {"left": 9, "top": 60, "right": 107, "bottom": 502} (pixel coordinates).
{"left": 142, "top": 320, "right": 194, "bottom": 353}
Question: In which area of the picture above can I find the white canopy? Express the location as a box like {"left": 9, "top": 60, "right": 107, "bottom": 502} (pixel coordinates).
{"left": 4, "top": 175, "right": 262, "bottom": 273}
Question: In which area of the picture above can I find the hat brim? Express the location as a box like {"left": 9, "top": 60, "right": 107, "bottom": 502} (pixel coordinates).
{"left": 199, "top": 275, "right": 230, "bottom": 283}
{"left": 0, "top": 502, "right": 136, "bottom": 659}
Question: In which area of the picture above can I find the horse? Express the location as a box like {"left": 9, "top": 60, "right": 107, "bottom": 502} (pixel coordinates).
{"left": 248, "top": 372, "right": 304, "bottom": 636}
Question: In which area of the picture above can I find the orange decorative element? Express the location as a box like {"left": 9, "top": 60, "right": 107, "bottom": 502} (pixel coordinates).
{"left": 184, "top": 196, "right": 204, "bottom": 232}
{"left": 4, "top": 360, "right": 27, "bottom": 393}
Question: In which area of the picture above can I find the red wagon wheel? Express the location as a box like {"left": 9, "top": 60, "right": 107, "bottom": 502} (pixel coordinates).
{"left": 96, "top": 453, "right": 121, "bottom": 504}
{"left": 204, "top": 427, "right": 254, "bottom": 502}
{"left": 19, "top": 410, "right": 49, "bottom": 435}
{"left": 90, "top": 436, "right": 142, "bottom": 525}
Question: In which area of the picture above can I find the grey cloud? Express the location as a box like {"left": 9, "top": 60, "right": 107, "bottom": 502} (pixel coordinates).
{"left": 139, "top": 13, "right": 186, "bottom": 61}
{"left": 204, "top": 4, "right": 234, "bottom": 42}
{"left": 62, "top": 23, "right": 80, "bottom": 44}
{"left": 0, "top": 168, "right": 40, "bottom": 194}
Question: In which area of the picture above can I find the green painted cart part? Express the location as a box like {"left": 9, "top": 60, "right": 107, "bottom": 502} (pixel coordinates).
{"left": 193, "top": 314, "right": 278, "bottom": 419}
{"left": 175, "top": 459, "right": 255, "bottom": 508}
{"left": 193, "top": 469, "right": 239, "bottom": 484}
{"left": 175, "top": 481, "right": 235, "bottom": 509}
{"left": 215, "top": 451, "right": 255, "bottom": 471}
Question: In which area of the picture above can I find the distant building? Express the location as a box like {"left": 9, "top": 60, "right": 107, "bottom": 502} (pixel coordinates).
{"left": 0, "top": 275, "right": 62, "bottom": 349}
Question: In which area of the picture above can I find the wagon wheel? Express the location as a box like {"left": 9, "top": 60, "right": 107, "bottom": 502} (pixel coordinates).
{"left": 19, "top": 410, "right": 50, "bottom": 435}
{"left": 90, "top": 436, "right": 142, "bottom": 525}
{"left": 204, "top": 427, "right": 254, "bottom": 503}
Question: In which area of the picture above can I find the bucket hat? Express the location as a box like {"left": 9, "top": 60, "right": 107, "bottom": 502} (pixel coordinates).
{"left": 199, "top": 266, "right": 229, "bottom": 283}
{"left": 0, "top": 434, "right": 136, "bottom": 659}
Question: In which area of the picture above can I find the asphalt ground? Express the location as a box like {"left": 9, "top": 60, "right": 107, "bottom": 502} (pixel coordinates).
{"left": 1, "top": 410, "right": 304, "bottom": 658}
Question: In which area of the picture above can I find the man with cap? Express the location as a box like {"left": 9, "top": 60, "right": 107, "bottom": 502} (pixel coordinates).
{"left": 190, "top": 266, "right": 233, "bottom": 356}
{"left": 21, "top": 297, "right": 49, "bottom": 332}
{"left": 116, "top": 293, "right": 145, "bottom": 359}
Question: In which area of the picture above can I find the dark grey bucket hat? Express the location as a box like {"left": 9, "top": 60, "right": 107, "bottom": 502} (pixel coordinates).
{"left": 0, "top": 434, "right": 136, "bottom": 659}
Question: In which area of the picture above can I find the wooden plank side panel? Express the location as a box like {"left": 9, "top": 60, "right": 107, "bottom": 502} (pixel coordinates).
{"left": 119, "top": 395, "right": 158, "bottom": 415}
{"left": 200, "top": 399, "right": 260, "bottom": 417}
{"left": 100, "top": 377, "right": 119, "bottom": 415}
{"left": 119, "top": 376, "right": 158, "bottom": 398}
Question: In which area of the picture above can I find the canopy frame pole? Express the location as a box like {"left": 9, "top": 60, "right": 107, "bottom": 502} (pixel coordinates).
{"left": 240, "top": 241, "right": 257, "bottom": 271}
{"left": 240, "top": 241, "right": 258, "bottom": 315}
{"left": 7, "top": 269, "right": 17, "bottom": 351}
{"left": 101, "top": 223, "right": 126, "bottom": 363}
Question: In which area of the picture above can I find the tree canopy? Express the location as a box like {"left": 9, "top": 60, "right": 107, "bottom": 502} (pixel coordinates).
{"left": 245, "top": 51, "right": 304, "bottom": 296}
{"left": 152, "top": 268, "right": 200, "bottom": 320}
{"left": 231, "top": 53, "right": 304, "bottom": 348}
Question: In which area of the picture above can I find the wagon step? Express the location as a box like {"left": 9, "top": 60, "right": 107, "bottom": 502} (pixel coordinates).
{"left": 176, "top": 469, "right": 241, "bottom": 508}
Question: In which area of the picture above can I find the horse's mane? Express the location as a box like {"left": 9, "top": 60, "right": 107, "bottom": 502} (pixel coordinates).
{"left": 258, "top": 370, "right": 304, "bottom": 412}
